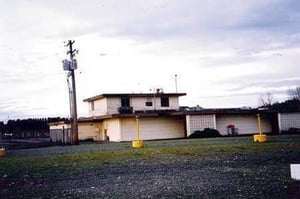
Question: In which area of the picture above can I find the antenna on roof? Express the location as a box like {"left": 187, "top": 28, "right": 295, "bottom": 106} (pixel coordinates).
{"left": 174, "top": 74, "right": 178, "bottom": 93}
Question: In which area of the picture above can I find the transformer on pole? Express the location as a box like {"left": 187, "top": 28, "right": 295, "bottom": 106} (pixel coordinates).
{"left": 62, "top": 40, "right": 79, "bottom": 145}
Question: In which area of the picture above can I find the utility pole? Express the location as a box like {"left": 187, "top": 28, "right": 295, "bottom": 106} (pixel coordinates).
{"left": 63, "top": 40, "right": 79, "bottom": 145}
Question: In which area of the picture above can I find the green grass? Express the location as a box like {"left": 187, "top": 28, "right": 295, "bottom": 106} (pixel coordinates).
{"left": 1, "top": 135, "right": 299, "bottom": 178}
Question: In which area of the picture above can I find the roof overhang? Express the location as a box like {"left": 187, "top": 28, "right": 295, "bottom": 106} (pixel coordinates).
{"left": 185, "top": 108, "right": 278, "bottom": 115}
{"left": 83, "top": 92, "right": 186, "bottom": 102}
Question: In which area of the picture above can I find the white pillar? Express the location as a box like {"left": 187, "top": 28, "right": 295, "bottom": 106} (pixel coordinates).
{"left": 277, "top": 113, "right": 282, "bottom": 134}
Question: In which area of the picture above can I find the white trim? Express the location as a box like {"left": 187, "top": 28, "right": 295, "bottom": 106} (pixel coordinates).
{"left": 213, "top": 114, "right": 217, "bottom": 129}
{"left": 277, "top": 113, "right": 282, "bottom": 133}
{"left": 186, "top": 115, "right": 191, "bottom": 136}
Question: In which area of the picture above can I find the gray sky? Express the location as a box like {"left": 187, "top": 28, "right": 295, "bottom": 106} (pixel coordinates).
{"left": 1, "top": 0, "right": 300, "bottom": 121}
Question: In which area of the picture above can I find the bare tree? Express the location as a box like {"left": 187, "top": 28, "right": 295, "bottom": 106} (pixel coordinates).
{"left": 259, "top": 92, "right": 274, "bottom": 107}
{"left": 288, "top": 86, "right": 300, "bottom": 101}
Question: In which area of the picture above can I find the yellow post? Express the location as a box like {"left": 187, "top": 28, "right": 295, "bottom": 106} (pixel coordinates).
{"left": 136, "top": 116, "right": 140, "bottom": 141}
{"left": 253, "top": 114, "right": 267, "bottom": 142}
{"left": 0, "top": 148, "right": 6, "bottom": 157}
{"left": 132, "top": 116, "right": 144, "bottom": 148}
{"left": 257, "top": 114, "right": 262, "bottom": 135}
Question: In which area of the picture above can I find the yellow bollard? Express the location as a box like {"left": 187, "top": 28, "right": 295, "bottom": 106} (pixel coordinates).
{"left": 253, "top": 114, "right": 267, "bottom": 143}
{"left": 253, "top": 134, "right": 267, "bottom": 142}
{"left": 0, "top": 148, "right": 6, "bottom": 157}
{"left": 132, "top": 116, "right": 144, "bottom": 148}
{"left": 132, "top": 140, "right": 144, "bottom": 148}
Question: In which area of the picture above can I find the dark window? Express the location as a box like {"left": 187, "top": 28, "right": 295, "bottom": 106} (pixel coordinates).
{"left": 145, "top": 101, "right": 153, "bottom": 106}
{"left": 121, "top": 96, "right": 130, "bottom": 107}
{"left": 161, "top": 97, "right": 169, "bottom": 107}
{"left": 145, "top": 97, "right": 153, "bottom": 106}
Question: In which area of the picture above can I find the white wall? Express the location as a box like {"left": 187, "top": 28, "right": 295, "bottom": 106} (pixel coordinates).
{"left": 88, "top": 98, "right": 107, "bottom": 116}
{"left": 105, "top": 118, "right": 121, "bottom": 142}
{"left": 49, "top": 122, "right": 95, "bottom": 141}
{"left": 279, "top": 113, "right": 300, "bottom": 131}
{"left": 186, "top": 114, "right": 216, "bottom": 136}
{"left": 165, "top": 96, "right": 180, "bottom": 110}
{"left": 216, "top": 114, "right": 271, "bottom": 135}
{"left": 49, "top": 123, "right": 71, "bottom": 143}
{"left": 106, "top": 98, "right": 121, "bottom": 115}
{"left": 89, "top": 96, "right": 181, "bottom": 116}
{"left": 49, "top": 123, "right": 71, "bottom": 130}
{"left": 126, "top": 96, "right": 180, "bottom": 112}
{"left": 94, "top": 122, "right": 107, "bottom": 141}
{"left": 120, "top": 117, "right": 185, "bottom": 141}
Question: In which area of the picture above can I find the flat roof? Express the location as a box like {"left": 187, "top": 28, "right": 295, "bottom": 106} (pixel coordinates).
{"left": 185, "top": 108, "right": 278, "bottom": 115}
{"left": 83, "top": 92, "right": 186, "bottom": 102}
{"left": 48, "top": 108, "right": 280, "bottom": 125}
{"left": 66, "top": 111, "right": 184, "bottom": 123}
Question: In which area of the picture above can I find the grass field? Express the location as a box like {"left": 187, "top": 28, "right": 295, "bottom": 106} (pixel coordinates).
{"left": 1, "top": 135, "right": 300, "bottom": 198}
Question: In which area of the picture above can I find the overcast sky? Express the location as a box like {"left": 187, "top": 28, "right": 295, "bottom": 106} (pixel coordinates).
{"left": 1, "top": 0, "right": 300, "bottom": 121}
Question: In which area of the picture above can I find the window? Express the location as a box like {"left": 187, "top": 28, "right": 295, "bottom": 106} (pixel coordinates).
{"left": 91, "top": 101, "right": 95, "bottom": 111}
{"left": 119, "top": 96, "right": 132, "bottom": 113}
{"left": 161, "top": 97, "right": 169, "bottom": 107}
{"left": 121, "top": 96, "right": 130, "bottom": 107}
{"left": 145, "top": 97, "right": 153, "bottom": 106}
{"left": 145, "top": 101, "right": 153, "bottom": 106}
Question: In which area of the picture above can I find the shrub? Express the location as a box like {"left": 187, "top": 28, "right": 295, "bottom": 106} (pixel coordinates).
{"left": 288, "top": 128, "right": 300, "bottom": 134}
{"left": 188, "top": 128, "right": 221, "bottom": 138}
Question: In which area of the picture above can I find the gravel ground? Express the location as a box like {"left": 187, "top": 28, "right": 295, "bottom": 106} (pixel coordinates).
{"left": 1, "top": 135, "right": 300, "bottom": 199}
{"left": 49, "top": 156, "right": 297, "bottom": 199}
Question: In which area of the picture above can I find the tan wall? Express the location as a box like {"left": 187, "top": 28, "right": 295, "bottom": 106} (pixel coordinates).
{"left": 216, "top": 114, "right": 271, "bottom": 135}
{"left": 94, "top": 122, "right": 106, "bottom": 141}
{"left": 120, "top": 117, "right": 185, "bottom": 141}
{"left": 186, "top": 114, "right": 216, "bottom": 136}
{"left": 78, "top": 123, "right": 95, "bottom": 140}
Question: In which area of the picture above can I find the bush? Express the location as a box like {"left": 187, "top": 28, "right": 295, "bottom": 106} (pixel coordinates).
{"left": 288, "top": 128, "right": 300, "bottom": 134}
{"left": 188, "top": 128, "right": 221, "bottom": 138}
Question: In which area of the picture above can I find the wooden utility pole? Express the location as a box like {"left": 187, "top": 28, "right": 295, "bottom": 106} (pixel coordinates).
{"left": 65, "top": 40, "right": 79, "bottom": 145}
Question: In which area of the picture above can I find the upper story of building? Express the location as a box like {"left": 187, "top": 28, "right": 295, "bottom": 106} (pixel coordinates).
{"left": 83, "top": 91, "right": 186, "bottom": 117}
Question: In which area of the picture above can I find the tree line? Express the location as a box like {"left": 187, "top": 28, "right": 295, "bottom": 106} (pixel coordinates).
{"left": 0, "top": 117, "right": 68, "bottom": 138}
{"left": 259, "top": 86, "right": 300, "bottom": 112}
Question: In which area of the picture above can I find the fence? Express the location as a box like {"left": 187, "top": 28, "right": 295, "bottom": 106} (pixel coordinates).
{"left": 50, "top": 128, "right": 72, "bottom": 145}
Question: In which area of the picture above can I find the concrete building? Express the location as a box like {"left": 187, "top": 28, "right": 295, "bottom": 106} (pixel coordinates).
{"left": 50, "top": 92, "right": 187, "bottom": 143}
{"left": 185, "top": 109, "right": 274, "bottom": 136}
{"left": 278, "top": 112, "right": 300, "bottom": 132}
{"left": 49, "top": 92, "right": 300, "bottom": 143}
